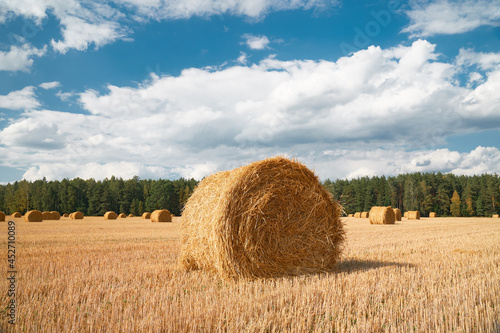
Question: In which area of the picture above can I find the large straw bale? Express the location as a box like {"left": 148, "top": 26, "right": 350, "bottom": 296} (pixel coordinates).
{"left": 361, "top": 212, "right": 369, "bottom": 218}
{"left": 42, "top": 211, "right": 53, "bottom": 220}
{"left": 104, "top": 211, "right": 118, "bottom": 220}
{"left": 404, "top": 212, "right": 409, "bottom": 218}
{"left": 142, "top": 212, "right": 151, "bottom": 219}
{"left": 179, "top": 156, "right": 345, "bottom": 280}
{"left": 407, "top": 211, "right": 420, "bottom": 220}
{"left": 369, "top": 206, "right": 396, "bottom": 225}
{"left": 393, "top": 208, "right": 402, "bottom": 221}
{"left": 12, "top": 212, "right": 21, "bottom": 218}
{"left": 51, "top": 211, "right": 61, "bottom": 220}
{"left": 429, "top": 212, "right": 437, "bottom": 218}
{"left": 354, "top": 212, "right": 361, "bottom": 218}
{"left": 0, "top": 212, "right": 5, "bottom": 222}
{"left": 25, "top": 210, "right": 42, "bottom": 222}
{"left": 151, "top": 209, "right": 172, "bottom": 222}
{"left": 71, "top": 211, "right": 84, "bottom": 219}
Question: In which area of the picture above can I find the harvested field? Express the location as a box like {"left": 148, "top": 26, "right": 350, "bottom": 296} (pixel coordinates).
{"left": 0, "top": 216, "right": 499, "bottom": 332}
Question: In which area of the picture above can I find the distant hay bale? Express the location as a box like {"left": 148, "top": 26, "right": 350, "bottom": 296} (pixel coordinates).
{"left": 393, "top": 208, "right": 402, "bottom": 221}
{"left": 361, "top": 212, "right": 369, "bottom": 218}
{"left": 118, "top": 213, "right": 127, "bottom": 218}
{"left": 0, "top": 212, "right": 5, "bottom": 222}
{"left": 63, "top": 213, "right": 69, "bottom": 217}
{"left": 348, "top": 214, "right": 354, "bottom": 217}
{"left": 12, "top": 212, "right": 21, "bottom": 218}
{"left": 151, "top": 209, "right": 171, "bottom": 222}
{"left": 179, "top": 156, "right": 345, "bottom": 280}
{"left": 407, "top": 211, "right": 420, "bottom": 220}
{"left": 354, "top": 212, "right": 361, "bottom": 218}
{"left": 493, "top": 214, "right": 499, "bottom": 218}
{"left": 51, "top": 211, "right": 61, "bottom": 220}
{"left": 42, "top": 211, "right": 53, "bottom": 220}
{"left": 71, "top": 211, "right": 84, "bottom": 220}
{"left": 404, "top": 212, "right": 409, "bottom": 218}
{"left": 429, "top": 212, "right": 437, "bottom": 218}
{"left": 104, "top": 211, "right": 118, "bottom": 220}
{"left": 128, "top": 214, "right": 134, "bottom": 217}
{"left": 142, "top": 212, "right": 151, "bottom": 219}
{"left": 369, "top": 206, "right": 396, "bottom": 225}
{"left": 24, "top": 210, "right": 42, "bottom": 222}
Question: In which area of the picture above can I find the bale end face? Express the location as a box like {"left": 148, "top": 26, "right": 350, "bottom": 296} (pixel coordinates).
{"left": 142, "top": 212, "right": 151, "bottom": 219}
{"left": 104, "top": 211, "right": 118, "bottom": 220}
{"left": 118, "top": 213, "right": 127, "bottom": 218}
{"left": 71, "top": 211, "right": 84, "bottom": 219}
{"left": 393, "top": 208, "right": 402, "bottom": 221}
{"left": 12, "top": 212, "right": 22, "bottom": 218}
{"left": 178, "top": 156, "right": 345, "bottom": 280}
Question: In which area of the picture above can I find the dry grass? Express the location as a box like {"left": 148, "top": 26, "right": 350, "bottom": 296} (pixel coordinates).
{"left": 0, "top": 216, "right": 499, "bottom": 332}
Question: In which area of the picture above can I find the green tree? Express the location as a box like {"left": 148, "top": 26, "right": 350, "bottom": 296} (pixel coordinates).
{"left": 450, "top": 190, "right": 461, "bottom": 217}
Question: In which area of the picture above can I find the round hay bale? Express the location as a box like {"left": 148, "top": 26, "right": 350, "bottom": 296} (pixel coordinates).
{"left": 429, "top": 212, "right": 437, "bottom": 218}
{"left": 42, "top": 211, "right": 53, "bottom": 220}
{"left": 404, "top": 211, "right": 409, "bottom": 218}
{"left": 348, "top": 213, "right": 354, "bottom": 217}
{"left": 24, "top": 210, "right": 42, "bottom": 222}
{"left": 118, "top": 213, "right": 127, "bottom": 218}
{"left": 361, "top": 212, "right": 369, "bottom": 218}
{"left": 51, "top": 211, "right": 61, "bottom": 220}
{"left": 128, "top": 214, "right": 134, "bottom": 217}
{"left": 369, "top": 206, "right": 396, "bottom": 225}
{"left": 141, "top": 212, "right": 151, "bottom": 219}
{"left": 12, "top": 212, "right": 21, "bottom": 218}
{"left": 407, "top": 211, "right": 420, "bottom": 220}
{"left": 104, "top": 211, "right": 118, "bottom": 220}
{"left": 393, "top": 208, "right": 402, "bottom": 221}
{"left": 492, "top": 214, "right": 499, "bottom": 218}
{"left": 63, "top": 213, "right": 69, "bottom": 217}
{"left": 354, "top": 212, "right": 361, "bottom": 218}
{"left": 179, "top": 156, "right": 345, "bottom": 280}
{"left": 151, "top": 209, "right": 171, "bottom": 222}
{"left": 0, "top": 211, "right": 5, "bottom": 222}
{"left": 71, "top": 211, "right": 84, "bottom": 220}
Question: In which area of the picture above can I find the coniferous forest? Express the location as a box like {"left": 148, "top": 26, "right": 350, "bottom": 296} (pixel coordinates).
{"left": 0, "top": 172, "right": 499, "bottom": 217}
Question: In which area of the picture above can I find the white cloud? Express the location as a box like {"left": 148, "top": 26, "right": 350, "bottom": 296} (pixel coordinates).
{"left": 39, "top": 81, "right": 61, "bottom": 89}
{"left": 456, "top": 48, "right": 500, "bottom": 71}
{"left": 242, "top": 34, "right": 270, "bottom": 50}
{"left": 1, "top": 40, "right": 500, "bottom": 181}
{"left": 0, "top": 44, "right": 46, "bottom": 72}
{"left": 403, "top": 0, "right": 500, "bottom": 37}
{"left": 237, "top": 51, "right": 248, "bottom": 64}
{"left": 0, "top": 86, "right": 40, "bottom": 110}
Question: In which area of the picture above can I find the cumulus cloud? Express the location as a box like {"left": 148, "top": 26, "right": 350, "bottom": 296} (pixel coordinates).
{"left": 39, "top": 81, "right": 61, "bottom": 89}
{"left": 0, "top": 86, "right": 40, "bottom": 110}
{"left": 1, "top": 40, "right": 500, "bottom": 181}
{"left": 403, "top": 0, "right": 500, "bottom": 37}
{"left": 0, "top": 44, "right": 46, "bottom": 72}
{"left": 242, "top": 34, "right": 270, "bottom": 50}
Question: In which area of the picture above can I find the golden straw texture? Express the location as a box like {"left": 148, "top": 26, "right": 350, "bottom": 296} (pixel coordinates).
{"left": 408, "top": 211, "right": 420, "bottom": 220}
{"left": 429, "top": 212, "right": 437, "bottom": 218}
{"left": 104, "top": 211, "right": 118, "bottom": 220}
{"left": 151, "top": 210, "right": 172, "bottom": 222}
{"left": 354, "top": 212, "right": 361, "bottom": 218}
{"left": 0, "top": 211, "right": 5, "bottom": 221}
{"left": 393, "top": 208, "right": 402, "bottom": 221}
{"left": 118, "top": 213, "right": 127, "bottom": 218}
{"left": 369, "top": 207, "right": 396, "bottom": 225}
{"left": 361, "top": 212, "right": 369, "bottom": 218}
{"left": 12, "top": 212, "right": 21, "bottom": 218}
{"left": 42, "top": 211, "right": 53, "bottom": 220}
{"left": 142, "top": 212, "right": 151, "bottom": 219}
{"left": 51, "top": 211, "right": 61, "bottom": 220}
{"left": 493, "top": 214, "right": 499, "bottom": 218}
{"left": 179, "top": 156, "right": 345, "bottom": 280}
{"left": 71, "top": 211, "right": 84, "bottom": 220}
{"left": 25, "top": 210, "right": 42, "bottom": 222}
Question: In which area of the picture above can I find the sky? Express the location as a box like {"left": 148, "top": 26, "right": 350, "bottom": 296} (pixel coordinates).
{"left": 0, "top": 0, "right": 500, "bottom": 183}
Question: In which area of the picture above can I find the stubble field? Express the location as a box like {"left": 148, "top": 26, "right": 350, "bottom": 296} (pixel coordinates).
{"left": 1, "top": 215, "right": 499, "bottom": 332}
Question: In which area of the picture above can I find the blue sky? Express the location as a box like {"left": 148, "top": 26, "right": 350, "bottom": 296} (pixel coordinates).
{"left": 1, "top": 0, "right": 500, "bottom": 182}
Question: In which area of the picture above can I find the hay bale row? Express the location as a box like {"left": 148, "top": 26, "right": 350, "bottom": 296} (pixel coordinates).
{"left": 407, "top": 211, "right": 420, "bottom": 220}
{"left": 70, "top": 211, "right": 84, "bottom": 220}
{"left": 104, "top": 211, "right": 118, "bottom": 220}
{"left": 179, "top": 156, "right": 345, "bottom": 280}
{"left": 429, "top": 212, "right": 437, "bottom": 218}
{"left": 151, "top": 209, "right": 171, "bottom": 222}
{"left": 12, "top": 212, "right": 21, "bottom": 218}
{"left": 354, "top": 212, "right": 361, "bottom": 218}
{"left": 393, "top": 208, "right": 402, "bottom": 221}
{"left": 369, "top": 206, "right": 395, "bottom": 225}
{"left": 41, "top": 211, "right": 61, "bottom": 220}
{"left": 142, "top": 212, "right": 151, "bottom": 219}
{"left": 0, "top": 212, "right": 5, "bottom": 222}
{"left": 25, "top": 210, "right": 42, "bottom": 222}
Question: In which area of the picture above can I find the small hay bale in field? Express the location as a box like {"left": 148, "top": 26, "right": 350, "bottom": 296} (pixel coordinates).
{"left": 348, "top": 213, "right": 354, "bottom": 217}
{"left": 369, "top": 206, "right": 395, "bottom": 225}
{"left": 361, "top": 212, "right": 369, "bottom": 218}
{"left": 404, "top": 212, "right": 409, "bottom": 218}
{"left": 407, "top": 211, "right": 420, "bottom": 220}
{"left": 493, "top": 214, "right": 499, "bottom": 218}
{"left": 63, "top": 213, "right": 69, "bottom": 217}
{"left": 104, "top": 211, "right": 118, "bottom": 220}
{"left": 25, "top": 210, "right": 42, "bottom": 222}
{"left": 0, "top": 212, "right": 5, "bottom": 221}
{"left": 118, "top": 213, "right": 127, "bottom": 218}
{"left": 128, "top": 214, "right": 134, "bottom": 217}
{"left": 429, "top": 212, "right": 437, "bottom": 218}
{"left": 42, "top": 211, "right": 53, "bottom": 220}
{"left": 71, "top": 211, "right": 84, "bottom": 219}
{"left": 151, "top": 209, "right": 171, "bottom": 222}
{"left": 354, "top": 212, "right": 361, "bottom": 218}
{"left": 12, "top": 212, "right": 21, "bottom": 218}
{"left": 179, "top": 156, "right": 345, "bottom": 280}
{"left": 393, "top": 208, "right": 401, "bottom": 221}
{"left": 142, "top": 212, "right": 151, "bottom": 219}
{"left": 51, "top": 211, "right": 61, "bottom": 220}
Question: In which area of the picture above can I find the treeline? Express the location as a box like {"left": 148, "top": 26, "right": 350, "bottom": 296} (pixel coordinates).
{"left": 0, "top": 176, "right": 197, "bottom": 216}
{"left": 324, "top": 172, "right": 500, "bottom": 217}
{"left": 1, "top": 172, "right": 499, "bottom": 218}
